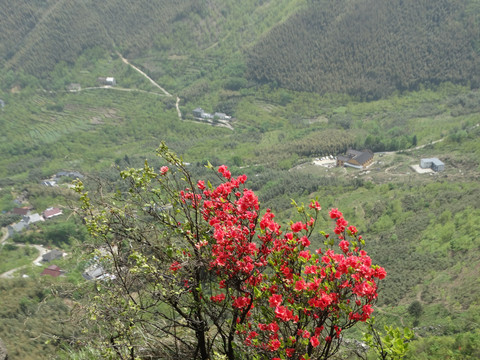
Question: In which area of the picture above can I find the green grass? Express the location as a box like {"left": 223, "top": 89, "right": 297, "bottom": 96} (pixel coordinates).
{"left": 0, "top": 244, "right": 39, "bottom": 274}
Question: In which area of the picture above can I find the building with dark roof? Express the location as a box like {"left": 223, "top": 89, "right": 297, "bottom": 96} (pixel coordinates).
{"left": 336, "top": 149, "right": 374, "bottom": 169}
{"left": 42, "top": 249, "right": 64, "bottom": 262}
{"left": 12, "top": 207, "right": 32, "bottom": 216}
{"left": 82, "top": 265, "right": 109, "bottom": 281}
{"left": 55, "top": 171, "right": 84, "bottom": 179}
{"left": 193, "top": 107, "right": 204, "bottom": 118}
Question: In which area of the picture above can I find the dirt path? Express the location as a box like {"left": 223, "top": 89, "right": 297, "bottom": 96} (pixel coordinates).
{"left": 375, "top": 306, "right": 405, "bottom": 327}
{"left": 0, "top": 243, "right": 49, "bottom": 279}
{"left": 116, "top": 52, "right": 172, "bottom": 97}
{"left": 116, "top": 52, "right": 185, "bottom": 120}
{"left": 176, "top": 96, "right": 182, "bottom": 119}
{"left": 0, "top": 228, "right": 8, "bottom": 243}
{"left": 72, "top": 86, "right": 168, "bottom": 97}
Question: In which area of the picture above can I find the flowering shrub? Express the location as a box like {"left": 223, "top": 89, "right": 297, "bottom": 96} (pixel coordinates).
{"left": 76, "top": 144, "right": 386, "bottom": 360}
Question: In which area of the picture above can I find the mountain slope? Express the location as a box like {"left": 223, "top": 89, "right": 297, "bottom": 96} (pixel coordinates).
{"left": 1, "top": 0, "right": 305, "bottom": 80}
{"left": 247, "top": 0, "right": 480, "bottom": 98}
{"left": 1, "top": 0, "right": 194, "bottom": 77}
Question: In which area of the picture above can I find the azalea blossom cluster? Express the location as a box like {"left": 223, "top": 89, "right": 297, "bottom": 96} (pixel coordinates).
{"left": 173, "top": 165, "right": 386, "bottom": 360}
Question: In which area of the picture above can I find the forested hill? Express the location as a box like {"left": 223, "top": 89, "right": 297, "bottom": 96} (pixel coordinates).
{"left": 0, "top": 0, "right": 199, "bottom": 77}
{"left": 0, "top": 0, "right": 303, "bottom": 79}
{"left": 2, "top": 0, "right": 480, "bottom": 97}
{"left": 247, "top": 0, "right": 480, "bottom": 99}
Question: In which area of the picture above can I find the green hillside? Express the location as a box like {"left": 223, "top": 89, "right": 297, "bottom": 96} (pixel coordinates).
{"left": 1, "top": 0, "right": 304, "bottom": 80}
{"left": 6, "top": 0, "right": 480, "bottom": 100}
{"left": 247, "top": 0, "right": 480, "bottom": 99}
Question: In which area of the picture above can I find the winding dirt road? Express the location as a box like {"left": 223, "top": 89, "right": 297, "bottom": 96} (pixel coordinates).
{"left": 0, "top": 236, "right": 49, "bottom": 279}
{"left": 116, "top": 52, "right": 172, "bottom": 96}
{"left": 116, "top": 52, "right": 183, "bottom": 119}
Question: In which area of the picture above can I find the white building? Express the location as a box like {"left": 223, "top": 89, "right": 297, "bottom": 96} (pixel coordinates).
{"left": 420, "top": 158, "right": 445, "bottom": 172}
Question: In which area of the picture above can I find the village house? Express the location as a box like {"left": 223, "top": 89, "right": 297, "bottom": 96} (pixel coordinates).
{"left": 66, "top": 83, "right": 81, "bottom": 92}
{"left": 24, "top": 213, "right": 44, "bottom": 225}
{"left": 7, "top": 220, "right": 28, "bottom": 237}
{"left": 7, "top": 212, "right": 45, "bottom": 238}
{"left": 193, "top": 107, "right": 204, "bottom": 118}
{"left": 336, "top": 149, "right": 374, "bottom": 169}
{"left": 97, "top": 77, "right": 116, "bottom": 86}
{"left": 193, "top": 108, "right": 231, "bottom": 121}
{"left": 43, "top": 207, "right": 63, "bottom": 219}
{"left": 42, "top": 249, "right": 64, "bottom": 262}
{"left": 41, "top": 265, "right": 64, "bottom": 277}
{"left": 420, "top": 158, "right": 445, "bottom": 172}
{"left": 54, "top": 171, "right": 84, "bottom": 180}
{"left": 12, "top": 206, "right": 32, "bottom": 216}
{"left": 214, "top": 112, "right": 231, "bottom": 120}
{"left": 82, "top": 265, "right": 106, "bottom": 281}
{"left": 41, "top": 180, "right": 58, "bottom": 187}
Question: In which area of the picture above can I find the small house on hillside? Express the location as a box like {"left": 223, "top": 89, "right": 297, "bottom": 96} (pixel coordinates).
{"left": 67, "top": 83, "right": 81, "bottom": 92}
{"left": 55, "top": 171, "right": 84, "bottom": 180}
{"left": 43, "top": 207, "right": 63, "bottom": 219}
{"left": 193, "top": 108, "right": 231, "bottom": 121}
{"left": 42, "top": 180, "right": 57, "bottom": 187}
{"left": 214, "top": 112, "right": 231, "bottom": 120}
{"left": 7, "top": 220, "right": 28, "bottom": 237}
{"left": 41, "top": 265, "right": 63, "bottom": 277}
{"left": 105, "top": 77, "right": 116, "bottom": 86}
{"left": 83, "top": 266, "right": 106, "bottom": 281}
{"left": 24, "top": 213, "right": 44, "bottom": 225}
{"left": 420, "top": 158, "right": 444, "bottom": 172}
{"left": 337, "top": 149, "right": 374, "bottom": 169}
{"left": 12, "top": 207, "right": 32, "bottom": 216}
{"left": 42, "top": 250, "right": 64, "bottom": 262}
{"left": 193, "top": 107, "right": 204, "bottom": 118}
{"left": 97, "top": 77, "right": 116, "bottom": 86}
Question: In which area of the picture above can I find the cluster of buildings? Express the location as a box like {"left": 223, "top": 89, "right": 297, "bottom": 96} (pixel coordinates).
{"left": 192, "top": 107, "right": 231, "bottom": 121}
{"left": 7, "top": 207, "right": 63, "bottom": 238}
{"left": 40, "top": 250, "right": 66, "bottom": 277}
{"left": 336, "top": 150, "right": 445, "bottom": 173}
{"left": 41, "top": 171, "right": 84, "bottom": 187}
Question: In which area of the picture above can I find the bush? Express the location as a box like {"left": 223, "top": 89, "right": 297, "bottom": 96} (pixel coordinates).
{"left": 73, "top": 144, "right": 387, "bottom": 360}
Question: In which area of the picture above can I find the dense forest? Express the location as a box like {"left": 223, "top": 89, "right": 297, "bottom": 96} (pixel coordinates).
{"left": 3, "top": 0, "right": 480, "bottom": 98}
{"left": 1, "top": 0, "right": 197, "bottom": 77}
{"left": 247, "top": 0, "right": 480, "bottom": 98}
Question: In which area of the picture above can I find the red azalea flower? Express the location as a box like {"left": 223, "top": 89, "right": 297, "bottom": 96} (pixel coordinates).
{"left": 169, "top": 261, "right": 181, "bottom": 272}
{"left": 299, "top": 236, "right": 311, "bottom": 247}
{"left": 160, "top": 166, "right": 169, "bottom": 175}
{"left": 310, "top": 336, "right": 320, "bottom": 348}
{"left": 269, "top": 339, "right": 281, "bottom": 351}
{"left": 269, "top": 294, "right": 283, "bottom": 308}
{"left": 329, "top": 208, "right": 343, "bottom": 219}
{"left": 197, "top": 180, "right": 205, "bottom": 190}
{"left": 291, "top": 221, "right": 305, "bottom": 233}
{"left": 348, "top": 225, "right": 358, "bottom": 235}
{"left": 309, "top": 201, "right": 321, "bottom": 211}
{"left": 286, "top": 348, "right": 296, "bottom": 357}
{"left": 295, "top": 279, "right": 306, "bottom": 291}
